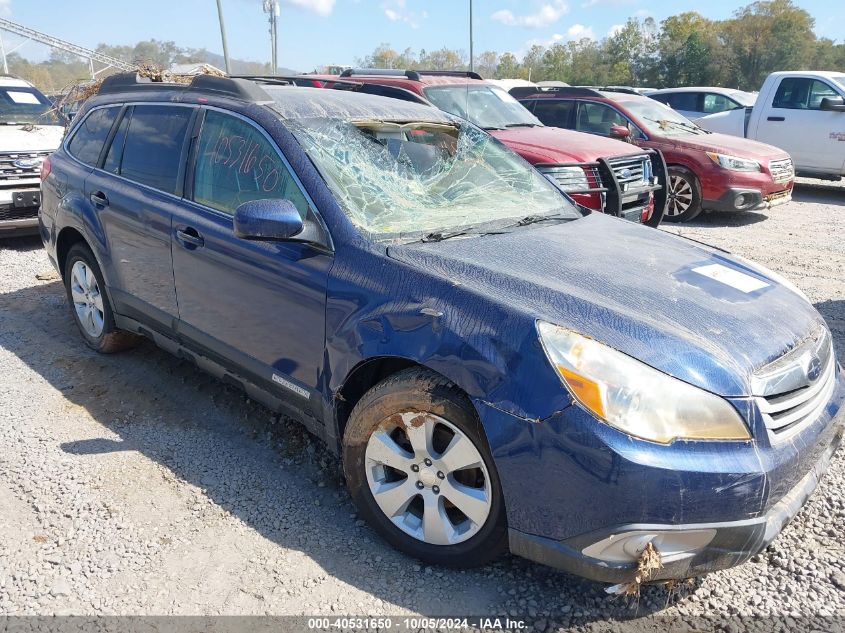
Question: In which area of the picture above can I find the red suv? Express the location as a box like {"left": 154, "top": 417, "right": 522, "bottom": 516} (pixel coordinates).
{"left": 311, "top": 70, "right": 668, "bottom": 226}
{"left": 513, "top": 87, "right": 794, "bottom": 223}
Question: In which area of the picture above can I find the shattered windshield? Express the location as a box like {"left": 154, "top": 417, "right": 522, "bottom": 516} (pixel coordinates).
{"left": 621, "top": 99, "right": 708, "bottom": 136}
{"left": 423, "top": 85, "right": 542, "bottom": 130}
{"left": 288, "top": 118, "right": 578, "bottom": 241}
{"left": 0, "top": 88, "right": 62, "bottom": 125}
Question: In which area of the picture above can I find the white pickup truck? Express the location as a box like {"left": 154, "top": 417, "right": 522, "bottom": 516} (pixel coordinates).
{"left": 696, "top": 71, "right": 845, "bottom": 181}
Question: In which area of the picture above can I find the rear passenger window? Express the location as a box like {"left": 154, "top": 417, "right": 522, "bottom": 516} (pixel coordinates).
{"left": 532, "top": 100, "right": 575, "bottom": 129}
{"left": 702, "top": 93, "right": 732, "bottom": 114}
{"left": 68, "top": 107, "right": 119, "bottom": 167}
{"left": 192, "top": 110, "right": 309, "bottom": 218}
{"left": 666, "top": 93, "right": 700, "bottom": 112}
{"left": 118, "top": 105, "right": 193, "bottom": 195}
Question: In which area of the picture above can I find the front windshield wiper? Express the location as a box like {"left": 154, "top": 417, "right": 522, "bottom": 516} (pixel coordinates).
{"left": 503, "top": 123, "right": 539, "bottom": 128}
{"left": 420, "top": 230, "right": 469, "bottom": 243}
{"left": 643, "top": 116, "right": 707, "bottom": 134}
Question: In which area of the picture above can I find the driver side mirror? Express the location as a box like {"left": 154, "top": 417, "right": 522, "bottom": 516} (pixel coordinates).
{"left": 234, "top": 199, "right": 304, "bottom": 241}
{"left": 609, "top": 124, "right": 632, "bottom": 140}
{"left": 820, "top": 96, "right": 845, "bottom": 112}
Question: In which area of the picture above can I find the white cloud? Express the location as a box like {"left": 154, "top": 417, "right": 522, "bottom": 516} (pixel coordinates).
{"left": 286, "top": 0, "right": 335, "bottom": 17}
{"left": 567, "top": 23, "right": 594, "bottom": 40}
{"left": 381, "top": 0, "right": 427, "bottom": 28}
{"left": 491, "top": 0, "right": 569, "bottom": 28}
{"left": 607, "top": 23, "right": 624, "bottom": 36}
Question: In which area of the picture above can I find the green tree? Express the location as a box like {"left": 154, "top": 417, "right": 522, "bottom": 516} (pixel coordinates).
{"left": 541, "top": 44, "right": 570, "bottom": 83}
{"left": 495, "top": 52, "right": 522, "bottom": 79}
{"left": 474, "top": 51, "right": 499, "bottom": 79}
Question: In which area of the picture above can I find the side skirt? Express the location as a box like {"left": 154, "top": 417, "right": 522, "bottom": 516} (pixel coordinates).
{"left": 114, "top": 313, "right": 334, "bottom": 452}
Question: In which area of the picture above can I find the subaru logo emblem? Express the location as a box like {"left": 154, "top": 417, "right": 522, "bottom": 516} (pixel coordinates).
{"left": 13, "top": 157, "right": 42, "bottom": 169}
{"left": 806, "top": 355, "right": 822, "bottom": 382}
{"left": 620, "top": 168, "right": 633, "bottom": 179}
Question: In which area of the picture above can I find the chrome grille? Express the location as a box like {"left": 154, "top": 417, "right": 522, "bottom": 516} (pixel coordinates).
{"left": 607, "top": 154, "right": 650, "bottom": 189}
{"left": 769, "top": 157, "right": 794, "bottom": 184}
{"left": 0, "top": 151, "right": 49, "bottom": 182}
{"left": 753, "top": 329, "right": 836, "bottom": 438}
{"left": 537, "top": 164, "right": 601, "bottom": 193}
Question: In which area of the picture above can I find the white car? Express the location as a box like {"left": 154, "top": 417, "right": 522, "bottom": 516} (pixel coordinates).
{"left": 0, "top": 76, "right": 65, "bottom": 237}
{"left": 649, "top": 87, "right": 757, "bottom": 120}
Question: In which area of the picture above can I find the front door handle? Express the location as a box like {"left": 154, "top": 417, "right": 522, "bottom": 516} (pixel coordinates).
{"left": 89, "top": 191, "right": 109, "bottom": 207}
{"left": 175, "top": 227, "right": 205, "bottom": 249}
{"left": 767, "top": 116, "right": 785, "bottom": 122}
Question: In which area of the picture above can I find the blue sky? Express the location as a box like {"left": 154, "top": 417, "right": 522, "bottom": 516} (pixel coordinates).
{"left": 2, "top": 0, "right": 843, "bottom": 72}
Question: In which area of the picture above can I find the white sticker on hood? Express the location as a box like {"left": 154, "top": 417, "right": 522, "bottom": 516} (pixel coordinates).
{"left": 692, "top": 263, "right": 770, "bottom": 293}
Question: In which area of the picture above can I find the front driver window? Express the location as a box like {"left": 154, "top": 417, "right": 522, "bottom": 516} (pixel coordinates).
{"left": 771, "top": 78, "right": 838, "bottom": 110}
{"left": 576, "top": 102, "right": 628, "bottom": 135}
{"left": 193, "top": 110, "right": 309, "bottom": 217}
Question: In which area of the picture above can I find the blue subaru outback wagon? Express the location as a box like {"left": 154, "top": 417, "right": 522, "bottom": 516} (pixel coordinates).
{"left": 39, "top": 73, "right": 843, "bottom": 584}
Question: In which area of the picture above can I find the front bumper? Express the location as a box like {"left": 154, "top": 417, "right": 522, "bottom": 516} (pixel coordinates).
{"left": 703, "top": 185, "right": 792, "bottom": 213}
{"left": 478, "top": 362, "right": 845, "bottom": 583}
{"left": 509, "top": 420, "right": 842, "bottom": 583}
{"left": 0, "top": 186, "right": 41, "bottom": 236}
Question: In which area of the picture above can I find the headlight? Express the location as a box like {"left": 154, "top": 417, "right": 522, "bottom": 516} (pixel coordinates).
{"left": 705, "top": 152, "right": 760, "bottom": 172}
{"left": 537, "top": 322, "right": 751, "bottom": 444}
{"left": 539, "top": 165, "right": 590, "bottom": 192}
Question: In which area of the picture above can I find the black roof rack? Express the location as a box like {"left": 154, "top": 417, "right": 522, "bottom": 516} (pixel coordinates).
{"left": 509, "top": 86, "right": 605, "bottom": 99}
{"left": 97, "top": 72, "right": 272, "bottom": 102}
{"left": 596, "top": 86, "right": 641, "bottom": 95}
{"left": 340, "top": 68, "right": 484, "bottom": 81}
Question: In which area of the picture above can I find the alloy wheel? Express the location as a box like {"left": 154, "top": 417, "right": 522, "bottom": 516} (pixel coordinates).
{"left": 667, "top": 174, "right": 694, "bottom": 217}
{"left": 70, "top": 261, "right": 105, "bottom": 338}
{"left": 364, "top": 412, "right": 492, "bottom": 546}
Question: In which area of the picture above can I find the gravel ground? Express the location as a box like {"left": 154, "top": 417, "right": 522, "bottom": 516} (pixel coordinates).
{"left": 0, "top": 179, "right": 843, "bottom": 629}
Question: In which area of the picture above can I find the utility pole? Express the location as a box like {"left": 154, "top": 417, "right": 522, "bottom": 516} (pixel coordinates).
{"left": 469, "top": 0, "right": 474, "bottom": 73}
{"left": 215, "top": 0, "right": 232, "bottom": 74}
{"left": 0, "top": 32, "right": 7, "bottom": 75}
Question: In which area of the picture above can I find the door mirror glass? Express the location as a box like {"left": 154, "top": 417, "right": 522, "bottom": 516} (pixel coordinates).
{"left": 609, "top": 124, "right": 631, "bottom": 139}
{"left": 234, "top": 199, "right": 304, "bottom": 240}
{"left": 820, "top": 96, "right": 845, "bottom": 112}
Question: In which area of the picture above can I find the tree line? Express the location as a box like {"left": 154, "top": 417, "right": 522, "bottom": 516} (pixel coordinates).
{"left": 359, "top": 0, "right": 845, "bottom": 91}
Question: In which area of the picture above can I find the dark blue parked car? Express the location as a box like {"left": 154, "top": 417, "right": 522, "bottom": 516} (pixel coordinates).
{"left": 39, "top": 73, "right": 844, "bottom": 584}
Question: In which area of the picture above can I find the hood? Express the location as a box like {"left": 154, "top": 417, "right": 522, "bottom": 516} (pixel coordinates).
{"left": 0, "top": 124, "right": 65, "bottom": 152}
{"left": 670, "top": 130, "right": 788, "bottom": 161}
{"left": 489, "top": 126, "right": 644, "bottom": 164}
{"left": 388, "top": 214, "right": 826, "bottom": 397}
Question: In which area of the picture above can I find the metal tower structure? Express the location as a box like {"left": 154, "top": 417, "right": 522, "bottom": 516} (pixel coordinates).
{"left": 0, "top": 18, "right": 134, "bottom": 78}
{"left": 263, "top": 0, "right": 280, "bottom": 74}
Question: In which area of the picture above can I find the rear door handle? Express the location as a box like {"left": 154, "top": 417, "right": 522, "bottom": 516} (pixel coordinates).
{"left": 767, "top": 116, "right": 785, "bottom": 122}
{"left": 89, "top": 191, "right": 109, "bottom": 207}
{"left": 175, "top": 227, "right": 205, "bottom": 249}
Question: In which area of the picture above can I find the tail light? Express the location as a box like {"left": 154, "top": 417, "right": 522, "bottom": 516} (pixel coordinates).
{"left": 641, "top": 194, "right": 655, "bottom": 223}
{"left": 40, "top": 156, "right": 52, "bottom": 181}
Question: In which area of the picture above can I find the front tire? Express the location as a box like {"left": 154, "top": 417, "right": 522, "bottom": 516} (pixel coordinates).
{"left": 343, "top": 368, "right": 507, "bottom": 568}
{"left": 664, "top": 167, "right": 703, "bottom": 223}
{"left": 64, "top": 243, "right": 138, "bottom": 353}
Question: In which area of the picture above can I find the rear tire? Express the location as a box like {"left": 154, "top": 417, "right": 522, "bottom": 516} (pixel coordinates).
{"left": 664, "top": 167, "right": 703, "bottom": 223}
{"left": 64, "top": 243, "right": 138, "bottom": 354}
{"left": 343, "top": 367, "right": 507, "bottom": 568}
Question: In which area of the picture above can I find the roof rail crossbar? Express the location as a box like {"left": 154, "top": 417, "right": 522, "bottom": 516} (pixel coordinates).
{"left": 97, "top": 72, "right": 272, "bottom": 102}
{"left": 415, "top": 70, "right": 484, "bottom": 80}
{"left": 340, "top": 68, "right": 423, "bottom": 81}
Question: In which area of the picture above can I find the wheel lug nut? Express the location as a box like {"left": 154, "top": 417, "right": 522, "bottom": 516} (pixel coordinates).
{"left": 411, "top": 464, "right": 419, "bottom": 472}
{"left": 424, "top": 458, "right": 432, "bottom": 466}
{"left": 416, "top": 481, "right": 424, "bottom": 490}
{"left": 437, "top": 471, "right": 445, "bottom": 479}
{"left": 432, "top": 485, "right": 440, "bottom": 494}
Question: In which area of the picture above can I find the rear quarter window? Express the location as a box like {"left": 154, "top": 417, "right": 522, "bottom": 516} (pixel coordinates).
{"left": 68, "top": 107, "right": 120, "bottom": 167}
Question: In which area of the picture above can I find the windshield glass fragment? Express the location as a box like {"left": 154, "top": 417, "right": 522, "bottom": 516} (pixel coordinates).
{"left": 288, "top": 118, "right": 577, "bottom": 241}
